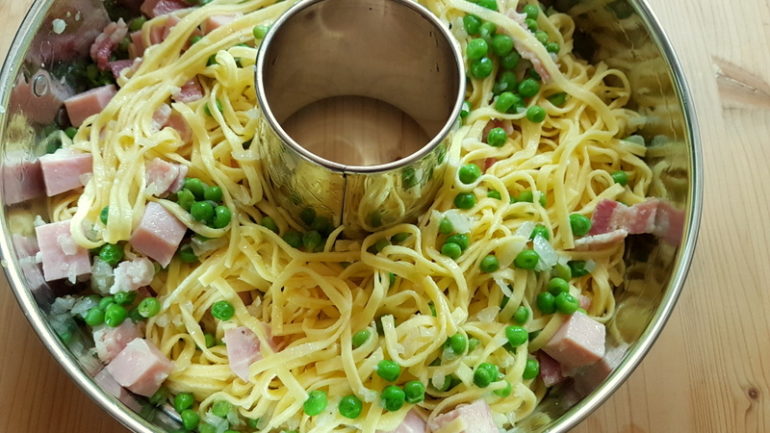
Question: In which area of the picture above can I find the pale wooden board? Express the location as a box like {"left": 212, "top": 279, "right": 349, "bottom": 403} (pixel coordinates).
{"left": 1, "top": 0, "right": 769, "bottom": 431}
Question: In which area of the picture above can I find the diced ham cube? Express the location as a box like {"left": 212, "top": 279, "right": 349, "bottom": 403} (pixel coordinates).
{"left": 2, "top": 151, "right": 45, "bottom": 205}
{"left": 380, "top": 409, "right": 426, "bottom": 433}
{"left": 90, "top": 19, "right": 129, "bottom": 70}
{"left": 64, "top": 85, "right": 116, "bottom": 127}
{"left": 202, "top": 14, "right": 240, "bottom": 34}
{"left": 223, "top": 327, "right": 262, "bottom": 381}
{"left": 152, "top": 104, "right": 172, "bottom": 131}
{"left": 94, "top": 368, "right": 143, "bottom": 412}
{"left": 173, "top": 79, "right": 204, "bottom": 103}
{"left": 652, "top": 200, "right": 685, "bottom": 245}
{"left": 140, "top": 0, "right": 188, "bottom": 18}
{"left": 429, "top": 400, "right": 498, "bottom": 433}
{"left": 93, "top": 320, "right": 141, "bottom": 362}
{"left": 108, "top": 59, "right": 135, "bottom": 80}
{"left": 573, "top": 229, "right": 628, "bottom": 250}
{"left": 110, "top": 257, "right": 155, "bottom": 294}
{"left": 39, "top": 150, "right": 93, "bottom": 196}
{"left": 106, "top": 338, "right": 173, "bottom": 397}
{"left": 579, "top": 295, "right": 592, "bottom": 311}
{"left": 161, "top": 15, "right": 181, "bottom": 41}
{"left": 145, "top": 158, "right": 187, "bottom": 197}
{"left": 588, "top": 199, "right": 621, "bottom": 236}
{"left": 35, "top": 220, "right": 91, "bottom": 282}
{"left": 130, "top": 202, "right": 186, "bottom": 267}
{"left": 166, "top": 111, "right": 192, "bottom": 143}
{"left": 536, "top": 351, "right": 565, "bottom": 387}
{"left": 543, "top": 311, "right": 605, "bottom": 372}
{"left": 483, "top": 157, "right": 497, "bottom": 171}
{"left": 129, "top": 31, "right": 146, "bottom": 58}
{"left": 13, "top": 234, "right": 46, "bottom": 297}
{"left": 572, "top": 344, "right": 629, "bottom": 396}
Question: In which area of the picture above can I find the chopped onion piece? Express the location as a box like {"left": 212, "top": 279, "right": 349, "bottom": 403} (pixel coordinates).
{"left": 71, "top": 296, "right": 99, "bottom": 317}
{"left": 497, "top": 236, "right": 527, "bottom": 267}
{"left": 533, "top": 235, "right": 558, "bottom": 272}
{"left": 477, "top": 305, "right": 499, "bottom": 322}
{"left": 443, "top": 209, "right": 473, "bottom": 234}
{"left": 515, "top": 221, "right": 536, "bottom": 239}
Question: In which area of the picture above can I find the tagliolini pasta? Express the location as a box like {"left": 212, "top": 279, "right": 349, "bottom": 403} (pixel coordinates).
{"left": 52, "top": 0, "right": 652, "bottom": 431}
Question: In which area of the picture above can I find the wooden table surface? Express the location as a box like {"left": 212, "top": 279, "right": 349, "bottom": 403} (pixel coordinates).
{"left": 1, "top": 0, "right": 769, "bottom": 432}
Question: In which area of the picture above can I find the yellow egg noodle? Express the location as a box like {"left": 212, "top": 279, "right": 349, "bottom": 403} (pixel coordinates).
{"left": 48, "top": 0, "right": 653, "bottom": 431}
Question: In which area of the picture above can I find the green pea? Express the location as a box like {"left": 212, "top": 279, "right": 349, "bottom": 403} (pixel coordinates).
{"left": 374, "top": 238, "right": 390, "bottom": 253}
{"left": 454, "top": 192, "right": 477, "bottom": 210}
{"left": 611, "top": 170, "right": 629, "bottom": 185}
{"left": 555, "top": 292, "right": 580, "bottom": 314}
{"left": 525, "top": 17, "right": 538, "bottom": 31}
{"left": 137, "top": 297, "right": 161, "bottom": 318}
{"left": 534, "top": 30, "right": 549, "bottom": 45}
{"left": 376, "top": 360, "right": 401, "bottom": 382}
{"left": 479, "top": 21, "right": 497, "bottom": 40}
{"left": 212, "top": 400, "right": 231, "bottom": 418}
{"left": 99, "top": 296, "right": 115, "bottom": 310}
{"left": 204, "top": 333, "right": 216, "bottom": 348}
{"left": 447, "top": 332, "right": 468, "bottom": 354}
{"left": 463, "top": 14, "right": 482, "bottom": 35}
{"left": 548, "top": 92, "right": 568, "bottom": 107}
{"left": 473, "top": 362, "right": 500, "bottom": 388}
{"left": 339, "top": 394, "right": 363, "bottom": 419}
{"left": 547, "top": 277, "right": 570, "bottom": 296}
{"left": 523, "top": 358, "right": 540, "bottom": 380}
{"left": 569, "top": 213, "right": 592, "bottom": 237}
{"left": 174, "top": 392, "right": 195, "bottom": 413}
{"left": 518, "top": 78, "right": 541, "bottom": 99}
{"left": 475, "top": 0, "right": 498, "bottom": 11}
{"left": 212, "top": 205, "right": 232, "bottom": 228}
{"left": 84, "top": 307, "right": 105, "bottom": 327}
{"left": 381, "top": 385, "right": 406, "bottom": 411}
{"left": 439, "top": 217, "right": 454, "bottom": 235}
{"left": 494, "top": 91, "right": 518, "bottom": 113}
{"left": 440, "top": 242, "right": 462, "bottom": 260}
{"left": 470, "top": 57, "right": 494, "bottom": 79}
{"left": 190, "top": 201, "right": 214, "bottom": 223}
{"left": 487, "top": 127, "right": 507, "bottom": 147}
{"left": 282, "top": 230, "right": 303, "bottom": 248}
{"left": 300, "top": 207, "right": 316, "bottom": 226}
{"left": 313, "top": 216, "right": 333, "bottom": 237}
{"left": 480, "top": 255, "right": 500, "bottom": 273}
{"left": 568, "top": 260, "right": 589, "bottom": 277}
{"left": 176, "top": 189, "right": 195, "bottom": 211}
{"left": 181, "top": 409, "right": 200, "bottom": 430}
{"left": 514, "top": 190, "right": 534, "bottom": 203}
{"left": 491, "top": 34, "right": 514, "bottom": 56}
{"left": 501, "top": 51, "right": 521, "bottom": 70}
{"left": 203, "top": 185, "right": 223, "bottom": 202}
{"left": 352, "top": 329, "right": 371, "bottom": 348}
{"left": 404, "top": 380, "right": 426, "bottom": 403}
{"left": 446, "top": 233, "right": 470, "bottom": 251}
{"left": 391, "top": 232, "right": 411, "bottom": 244}
{"left": 546, "top": 41, "right": 560, "bottom": 53}
{"left": 204, "top": 99, "right": 223, "bottom": 115}
{"left": 493, "top": 71, "right": 518, "bottom": 95}
{"left": 487, "top": 190, "right": 502, "bottom": 200}
{"left": 537, "top": 292, "right": 556, "bottom": 314}
{"left": 253, "top": 24, "right": 270, "bottom": 39}
{"left": 128, "top": 16, "right": 147, "bottom": 32}
{"left": 302, "top": 230, "right": 323, "bottom": 252}
{"left": 458, "top": 163, "right": 482, "bottom": 184}
{"left": 211, "top": 300, "right": 234, "bottom": 321}
{"left": 553, "top": 262, "right": 572, "bottom": 280}
{"left": 104, "top": 303, "right": 127, "bottom": 327}
{"left": 303, "top": 390, "right": 328, "bottom": 416}
{"left": 505, "top": 326, "right": 528, "bottom": 347}
{"left": 98, "top": 243, "right": 124, "bottom": 266}
{"left": 523, "top": 3, "right": 539, "bottom": 19}
{"left": 512, "top": 305, "right": 530, "bottom": 324}
{"left": 530, "top": 224, "right": 550, "bottom": 240}
{"left": 246, "top": 418, "right": 260, "bottom": 429}
{"left": 178, "top": 246, "right": 198, "bottom": 263}
{"left": 189, "top": 35, "right": 202, "bottom": 45}
{"left": 184, "top": 178, "right": 206, "bottom": 199}
{"left": 514, "top": 249, "right": 540, "bottom": 269}
{"left": 526, "top": 105, "right": 547, "bottom": 123}
{"left": 494, "top": 381, "right": 512, "bottom": 397}
{"left": 114, "top": 290, "right": 136, "bottom": 306}
{"left": 466, "top": 38, "right": 489, "bottom": 60}
{"left": 99, "top": 206, "right": 109, "bottom": 225}
{"left": 389, "top": 272, "right": 397, "bottom": 287}
{"left": 468, "top": 337, "right": 480, "bottom": 352}
{"left": 260, "top": 216, "right": 279, "bottom": 234}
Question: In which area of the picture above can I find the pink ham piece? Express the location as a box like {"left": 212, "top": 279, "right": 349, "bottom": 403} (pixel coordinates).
{"left": 572, "top": 344, "right": 629, "bottom": 396}
{"left": 13, "top": 234, "right": 46, "bottom": 296}
{"left": 173, "top": 79, "right": 204, "bottom": 103}
{"left": 573, "top": 229, "right": 629, "bottom": 251}
{"left": 536, "top": 351, "right": 565, "bottom": 387}
{"left": 223, "top": 327, "right": 262, "bottom": 381}
{"left": 93, "top": 320, "right": 141, "bottom": 362}
{"left": 152, "top": 104, "right": 173, "bottom": 131}
{"left": 380, "top": 409, "right": 426, "bottom": 433}
{"left": 483, "top": 157, "right": 497, "bottom": 171}
{"left": 108, "top": 59, "right": 135, "bottom": 80}
{"left": 145, "top": 158, "right": 188, "bottom": 197}
{"left": 39, "top": 150, "right": 93, "bottom": 196}
{"left": 130, "top": 202, "right": 187, "bottom": 267}
{"left": 140, "top": 0, "right": 188, "bottom": 18}
{"left": 64, "top": 84, "right": 116, "bottom": 127}
{"left": 129, "top": 31, "right": 146, "bottom": 58}
{"left": 2, "top": 151, "right": 45, "bottom": 205}
{"left": 543, "top": 311, "right": 605, "bottom": 372}
{"left": 587, "top": 198, "right": 685, "bottom": 246}
{"left": 35, "top": 220, "right": 90, "bottom": 282}
{"left": 166, "top": 111, "right": 192, "bottom": 143}
{"left": 90, "top": 19, "right": 129, "bottom": 70}
{"left": 94, "top": 368, "right": 143, "bottom": 411}
{"left": 429, "top": 400, "right": 498, "bottom": 433}
{"left": 106, "top": 338, "right": 173, "bottom": 397}
{"left": 110, "top": 257, "right": 155, "bottom": 294}
{"left": 514, "top": 41, "right": 551, "bottom": 82}
{"left": 202, "top": 14, "right": 240, "bottom": 34}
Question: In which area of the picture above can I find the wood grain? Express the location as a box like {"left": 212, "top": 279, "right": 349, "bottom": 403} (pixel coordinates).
{"left": 1, "top": 0, "right": 769, "bottom": 432}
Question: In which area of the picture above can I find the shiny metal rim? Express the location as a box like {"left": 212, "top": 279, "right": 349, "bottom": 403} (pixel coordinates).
{"left": 255, "top": 0, "right": 467, "bottom": 174}
{"left": 0, "top": 0, "right": 702, "bottom": 432}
